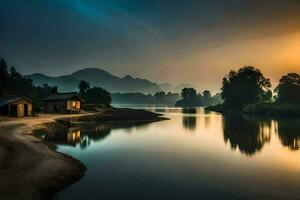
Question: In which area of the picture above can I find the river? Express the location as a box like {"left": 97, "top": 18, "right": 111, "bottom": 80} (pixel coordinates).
{"left": 49, "top": 107, "right": 300, "bottom": 199}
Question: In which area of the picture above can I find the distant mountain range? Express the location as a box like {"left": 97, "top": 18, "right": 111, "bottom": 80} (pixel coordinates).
{"left": 26, "top": 68, "right": 193, "bottom": 94}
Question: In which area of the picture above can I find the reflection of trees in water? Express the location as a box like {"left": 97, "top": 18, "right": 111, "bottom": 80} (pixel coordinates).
{"left": 204, "top": 116, "right": 211, "bottom": 129}
{"left": 116, "top": 122, "right": 151, "bottom": 134}
{"left": 183, "top": 116, "right": 197, "bottom": 131}
{"left": 182, "top": 108, "right": 197, "bottom": 114}
{"left": 182, "top": 108, "right": 197, "bottom": 131}
{"left": 277, "top": 119, "right": 300, "bottom": 150}
{"left": 79, "top": 124, "right": 112, "bottom": 149}
{"left": 154, "top": 108, "right": 166, "bottom": 113}
{"left": 223, "top": 115, "right": 272, "bottom": 156}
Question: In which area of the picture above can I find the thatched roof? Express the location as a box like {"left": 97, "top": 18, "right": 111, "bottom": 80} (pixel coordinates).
{"left": 0, "top": 96, "right": 32, "bottom": 107}
{"left": 43, "top": 92, "right": 84, "bottom": 102}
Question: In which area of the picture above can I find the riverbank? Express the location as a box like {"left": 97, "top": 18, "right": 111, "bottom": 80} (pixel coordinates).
{"left": 0, "top": 108, "right": 166, "bottom": 200}
{"left": 206, "top": 102, "right": 300, "bottom": 117}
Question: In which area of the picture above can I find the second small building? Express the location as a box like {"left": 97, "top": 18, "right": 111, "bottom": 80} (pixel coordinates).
{"left": 43, "top": 92, "right": 84, "bottom": 114}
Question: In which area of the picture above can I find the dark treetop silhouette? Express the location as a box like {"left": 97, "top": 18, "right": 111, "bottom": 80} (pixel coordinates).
{"left": 175, "top": 88, "right": 222, "bottom": 107}
{"left": 221, "top": 66, "right": 272, "bottom": 110}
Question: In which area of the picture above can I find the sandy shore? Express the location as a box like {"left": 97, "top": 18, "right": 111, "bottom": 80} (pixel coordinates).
{"left": 0, "top": 109, "right": 166, "bottom": 200}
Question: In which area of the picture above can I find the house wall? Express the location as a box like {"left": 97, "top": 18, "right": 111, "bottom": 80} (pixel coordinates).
{"left": 67, "top": 100, "right": 80, "bottom": 112}
{"left": 44, "top": 100, "right": 68, "bottom": 113}
{"left": 9, "top": 99, "right": 32, "bottom": 117}
{"left": 44, "top": 100, "right": 80, "bottom": 114}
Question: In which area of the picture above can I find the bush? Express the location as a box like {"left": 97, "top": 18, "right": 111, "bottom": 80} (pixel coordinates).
{"left": 243, "top": 102, "right": 300, "bottom": 117}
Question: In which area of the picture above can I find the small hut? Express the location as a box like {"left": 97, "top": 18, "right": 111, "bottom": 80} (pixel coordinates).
{"left": 43, "top": 92, "right": 84, "bottom": 114}
{"left": 0, "top": 96, "right": 33, "bottom": 117}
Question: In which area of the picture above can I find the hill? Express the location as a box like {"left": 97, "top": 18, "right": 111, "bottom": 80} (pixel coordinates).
{"left": 26, "top": 68, "right": 162, "bottom": 93}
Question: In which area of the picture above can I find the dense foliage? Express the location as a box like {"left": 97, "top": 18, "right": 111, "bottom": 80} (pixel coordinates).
{"left": 0, "top": 58, "right": 54, "bottom": 105}
{"left": 175, "top": 88, "right": 222, "bottom": 107}
{"left": 81, "top": 86, "right": 112, "bottom": 107}
{"left": 112, "top": 92, "right": 180, "bottom": 105}
{"left": 78, "top": 80, "right": 90, "bottom": 95}
{"left": 221, "top": 66, "right": 272, "bottom": 110}
{"left": 275, "top": 73, "right": 300, "bottom": 103}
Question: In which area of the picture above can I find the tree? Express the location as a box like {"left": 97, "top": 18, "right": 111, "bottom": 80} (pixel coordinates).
{"left": 175, "top": 88, "right": 198, "bottom": 107}
{"left": 181, "top": 88, "right": 197, "bottom": 100}
{"left": 0, "top": 58, "right": 9, "bottom": 95}
{"left": 202, "top": 90, "right": 212, "bottom": 105}
{"left": 9, "top": 67, "right": 22, "bottom": 80}
{"left": 154, "top": 91, "right": 166, "bottom": 100}
{"left": 0, "top": 58, "right": 59, "bottom": 106}
{"left": 51, "top": 86, "right": 58, "bottom": 94}
{"left": 78, "top": 80, "right": 90, "bottom": 95}
{"left": 221, "top": 66, "right": 271, "bottom": 109}
{"left": 275, "top": 73, "right": 300, "bottom": 103}
{"left": 82, "top": 87, "right": 111, "bottom": 107}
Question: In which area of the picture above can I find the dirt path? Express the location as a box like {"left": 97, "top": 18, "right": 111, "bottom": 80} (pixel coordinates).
{"left": 0, "top": 114, "right": 91, "bottom": 200}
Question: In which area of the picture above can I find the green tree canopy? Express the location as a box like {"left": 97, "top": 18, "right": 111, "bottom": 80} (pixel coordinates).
{"left": 78, "top": 80, "right": 90, "bottom": 94}
{"left": 0, "top": 58, "right": 53, "bottom": 105}
{"left": 181, "top": 88, "right": 197, "bottom": 100}
{"left": 221, "top": 66, "right": 271, "bottom": 109}
{"left": 82, "top": 87, "right": 111, "bottom": 107}
{"left": 0, "top": 58, "right": 9, "bottom": 95}
{"left": 275, "top": 73, "right": 300, "bottom": 103}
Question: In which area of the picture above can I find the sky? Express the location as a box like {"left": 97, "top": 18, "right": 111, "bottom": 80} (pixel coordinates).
{"left": 1, "top": 0, "right": 300, "bottom": 91}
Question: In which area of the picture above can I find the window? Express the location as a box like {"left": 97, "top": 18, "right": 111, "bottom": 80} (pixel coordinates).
{"left": 72, "top": 101, "right": 76, "bottom": 107}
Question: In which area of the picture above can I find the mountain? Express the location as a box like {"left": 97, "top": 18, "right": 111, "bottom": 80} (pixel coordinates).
{"left": 26, "top": 73, "right": 80, "bottom": 92}
{"left": 159, "top": 83, "right": 194, "bottom": 93}
{"left": 26, "top": 68, "right": 162, "bottom": 94}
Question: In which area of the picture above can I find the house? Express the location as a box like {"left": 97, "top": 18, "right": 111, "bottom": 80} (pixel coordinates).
{"left": 0, "top": 96, "right": 33, "bottom": 117}
{"left": 43, "top": 92, "right": 84, "bottom": 113}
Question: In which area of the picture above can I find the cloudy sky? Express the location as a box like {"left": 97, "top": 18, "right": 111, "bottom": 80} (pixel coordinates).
{"left": 1, "top": 0, "right": 300, "bottom": 91}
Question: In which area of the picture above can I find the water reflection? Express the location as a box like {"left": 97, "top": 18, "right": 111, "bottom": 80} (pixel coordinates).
{"left": 222, "top": 115, "right": 300, "bottom": 155}
{"left": 43, "top": 108, "right": 300, "bottom": 155}
{"left": 182, "top": 108, "right": 197, "bottom": 131}
{"left": 182, "top": 116, "right": 197, "bottom": 131}
{"left": 222, "top": 115, "right": 272, "bottom": 156}
{"left": 78, "top": 124, "right": 112, "bottom": 149}
{"left": 44, "top": 124, "right": 111, "bottom": 149}
{"left": 43, "top": 122, "right": 153, "bottom": 149}
{"left": 277, "top": 118, "right": 300, "bottom": 150}
{"left": 45, "top": 128, "right": 81, "bottom": 146}
{"left": 54, "top": 107, "right": 300, "bottom": 200}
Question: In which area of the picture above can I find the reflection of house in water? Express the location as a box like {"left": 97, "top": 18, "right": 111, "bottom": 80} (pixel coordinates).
{"left": 43, "top": 124, "right": 112, "bottom": 149}
{"left": 45, "top": 128, "right": 81, "bottom": 146}
{"left": 68, "top": 130, "right": 81, "bottom": 145}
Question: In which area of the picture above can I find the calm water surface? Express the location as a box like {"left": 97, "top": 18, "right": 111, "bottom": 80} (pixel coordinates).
{"left": 50, "top": 107, "right": 300, "bottom": 200}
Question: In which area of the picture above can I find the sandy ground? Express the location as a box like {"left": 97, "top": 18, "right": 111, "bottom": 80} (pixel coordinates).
{"left": 0, "top": 114, "right": 91, "bottom": 200}
{"left": 0, "top": 109, "right": 166, "bottom": 200}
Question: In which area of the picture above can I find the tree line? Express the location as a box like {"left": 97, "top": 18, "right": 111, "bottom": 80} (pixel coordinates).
{"left": 78, "top": 80, "right": 111, "bottom": 107}
{"left": 175, "top": 88, "right": 223, "bottom": 107}
{"left": 208, "top": 66, "right": 300, "bottom": 115}
{"left": 111, "top": 92, "right": 180, "bottom": 105}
